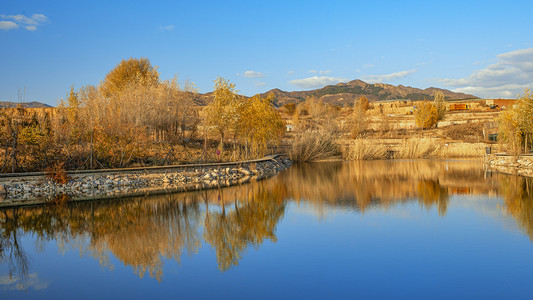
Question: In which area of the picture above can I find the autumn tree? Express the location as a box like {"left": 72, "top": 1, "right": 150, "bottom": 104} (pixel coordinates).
{"left": 283, "top": 103, "right": 296, "bottom": 115}
{"left": 101, "top": 57, "right": 159, "bottom": 98}
{"left": 498, "top": 89, "right": 533, "bottom": 155}
{"left": 350, "top": 96, "right": 369, "bottom": 138}
{"left": 297, "top": 96, "right": 339, "bottom": 132}
{"left": 357, "top": 96, "right": 369, "bottom": 112}
{"left": 240, "top": 95, "right": 284, "bottom": 157}
{"left": 433, "top": 91, "right": 446, "bottom": 121}
{"left": 415, "top": 102, "right": 438, "bottom": 129}
{"left": 203, "top": 77, "right": 238, "bottom": 153}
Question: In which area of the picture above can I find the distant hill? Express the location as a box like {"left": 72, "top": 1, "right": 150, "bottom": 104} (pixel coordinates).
{"left": 259, "top": 79, "right": 478, "bottom": 106}
{"left": 0, "top": 101, "right": 52, "bottom": 108}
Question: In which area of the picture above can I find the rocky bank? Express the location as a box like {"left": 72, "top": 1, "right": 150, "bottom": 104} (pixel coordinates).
{"left": 484, "top": 154, "right": 533, "bottom": 177}
{"left": 0, "top": 155, "right": 292, "bottom": 207}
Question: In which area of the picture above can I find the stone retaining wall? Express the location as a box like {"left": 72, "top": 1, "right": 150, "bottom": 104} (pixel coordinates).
{"left": 0, "top": 155, "right": 292, "bottom": 207}
{"left": 484, "top": 154, "right": 533, "bottom": 177}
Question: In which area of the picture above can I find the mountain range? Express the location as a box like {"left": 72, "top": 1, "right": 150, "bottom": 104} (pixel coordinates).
{"left": 258, "top": 79, "right": 477, "bottom": 106}
{"left": 0, "top": 101, "right": 52, "bottom": 108}
{"left": 2, "top": 79, "right": 477, "bottom": 108}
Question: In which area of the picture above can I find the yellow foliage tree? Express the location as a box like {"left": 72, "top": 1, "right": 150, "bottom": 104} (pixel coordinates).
{"left": 203, "top": 77, "right": 238, "bottom": 153}
{"left": 101, "top": 57, "right": 159, "bottom": 98}
{"left": 240, "top": 95, "right": 284, "bottom": 156}
{"left": 415, "top": 102, "right": 438, "bottom": 129}
{"left": 497, "top": 89, "right": 533, "bottom": 155}
{"left": 433, "top": 91, "right": 446, "bottom": 121}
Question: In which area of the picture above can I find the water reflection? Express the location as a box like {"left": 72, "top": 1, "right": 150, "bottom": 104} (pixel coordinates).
{"left": 1, "top": 159, "right": 533, "bottom": 288}
{"left": 277, "top": 160, "right": 496, "bottom": 215}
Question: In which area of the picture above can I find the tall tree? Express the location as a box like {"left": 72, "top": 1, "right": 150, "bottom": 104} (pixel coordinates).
{"left": 498, "top": 89, "right": 533, "bottom": 155}
{"left": 203, "top": 77, "right": 238, "bottom": 153}
{"left": 101, "top": 57, "right": 159, "bottom": 98}
{"left": 433, "top": 91, "right": 446, "bottom": 121}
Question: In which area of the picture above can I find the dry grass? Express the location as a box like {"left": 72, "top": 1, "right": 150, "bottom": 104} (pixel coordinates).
{"left": 443, "top": 122, "right": 484, "bottom": 142}
{"left": 436, "top": 142, "right": 487, "bottom": 157}
{"left": 395, "top": 138, "right": 439, "bottom": 159}
{"left": 343, "top": 139, "right": 388, "bottom": 160}
{"left": 289, "top": 130, "right": 339, "bottom": 162}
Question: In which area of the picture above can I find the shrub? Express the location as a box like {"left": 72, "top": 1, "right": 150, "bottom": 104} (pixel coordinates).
{"left": 395, "top": 137, "right": 438, "bottom": 158}
{"left": 344, "top": 139, "right": 388, "bottom": 160}
{"left": 283, "top": 103, "right": 296, "bottom": 115}
{"left": 289, "top": 130, "right": 339, "bottom": 162}
{"left": 45, "top": 162, "right": 71, "bottom": 184}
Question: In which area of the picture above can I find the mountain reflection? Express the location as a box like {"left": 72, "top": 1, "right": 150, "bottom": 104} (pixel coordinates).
{"left": 2, "top": 159, "right": 533, "bottom": 285}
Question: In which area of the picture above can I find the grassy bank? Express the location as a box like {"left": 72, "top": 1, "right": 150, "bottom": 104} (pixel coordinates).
{"left": 342, "top": 137, "right": 488, "bottom": 160}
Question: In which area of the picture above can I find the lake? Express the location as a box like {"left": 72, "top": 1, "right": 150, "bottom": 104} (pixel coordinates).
{"left": 1, "top": 160, "right": 533, "bottom": 299}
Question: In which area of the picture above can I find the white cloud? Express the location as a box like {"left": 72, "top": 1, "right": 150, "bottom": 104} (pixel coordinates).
{"left": 255, "top": 81, "right": 267, "bottom": 87}
{"left": 1, "top": 14, "right": 37, "bottom": 25}
{"left": 362, "top": 69, "right": 416, "bottom": 83}
{"left": 451, "top": 84, "right": 531, "bottom": 99}
{"left": 289, "top": 76, "right": 347, "bottom": 89}
{"left": 0, "top": 14, "right": 47, "bottom": 31}
{"left": 438, "top": 47, "right": 533, "bottom": 98}
{"left": 362, "top": 63, "right": 375, "bottom": 69}
{"left": 242, "top": 70, "right": 264, "bottom": 78}
{"left": 287, "top": 70, "right": 295, "bottom": 75}
{"left": 159, "top": 25, "right": 175, "bottom": 31}
{"left": 0, "top": 273, "right": 50, "bottom": 290}
{"left": 0, "top": 20, "right": 18, "bottom": 30}
{"left": 308, "top": 69, "right": 332, "bottom": 75}
{"left": 31, "top": 14, "right": 47, "bottom": 23}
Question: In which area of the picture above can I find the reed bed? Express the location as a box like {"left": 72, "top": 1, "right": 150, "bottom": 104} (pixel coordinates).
{"left": 343, "top": 139, "right": 388, "bottom": 160}
{"left": 436, "top": 142, "right": 487, "bottom": 158}
{"left": 340, "top": 137, "right": 488, "bottom": 160}
{"left": 289, "top": 131, "right": 340, "bottom": 162}
{"left": 395, "top": 138, "right": 439, "bottom": 159}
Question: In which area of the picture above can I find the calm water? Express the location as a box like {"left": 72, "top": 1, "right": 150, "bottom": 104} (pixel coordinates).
{"left": 2, "top": 160, "right": 533, "bottom": 299}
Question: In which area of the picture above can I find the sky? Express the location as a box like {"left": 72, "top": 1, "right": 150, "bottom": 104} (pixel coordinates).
{"left": 1, "top": 0, "right": 533, "bottom": 106}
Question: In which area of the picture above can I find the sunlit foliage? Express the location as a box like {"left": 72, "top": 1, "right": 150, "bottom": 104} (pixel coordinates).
{"left": 101, "top": 57, "right": 159, "bottom": 98}
{"left": 497, "top": 89, "right": 533, "bottom": 155}
{"left": 415, "top": 101, "right": 438, "bottom": 129}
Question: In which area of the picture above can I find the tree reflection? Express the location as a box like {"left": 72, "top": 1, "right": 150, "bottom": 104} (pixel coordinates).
{"left": 0, "top": 208, "right": 30, "bottom": 288}
{"left": 0, "top": 181, "right": 287, "bottom": 284}
{"left": 498, "top": 175, "right": 533, "bottom": 240}
{"left": 5, "top": 159, "right": 533, "bottom": 285}
{"left": 204, "top": 185, "right": 286, "bottom": 271}
{"left": 417, "top": 180, "right": 449, "bottom": 216}
{"left": 273, "top": 160, "right": 478, "bottom": 215}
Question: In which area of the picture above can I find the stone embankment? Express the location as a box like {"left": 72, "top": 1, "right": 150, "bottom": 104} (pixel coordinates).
{"left": 0, "top": 155, "right": 292, "bottom": 207}
{"left": 484, "top": 154, "right": 533, "bottom": 177}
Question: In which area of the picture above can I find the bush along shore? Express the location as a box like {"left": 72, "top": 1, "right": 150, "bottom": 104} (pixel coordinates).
{"left": 0, "top": 155, "right": 292, "bottom": 207}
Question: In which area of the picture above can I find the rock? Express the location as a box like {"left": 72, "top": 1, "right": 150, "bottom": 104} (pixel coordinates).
{"left": 239, "top": 168, "right": 252, "bottom": 175}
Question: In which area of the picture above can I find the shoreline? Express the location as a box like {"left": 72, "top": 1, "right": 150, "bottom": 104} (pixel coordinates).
{"left": 484, "top": 154, "right": 533, "bottom": 178}
{"left": 0, "top": 155, "right": 292, "bottom": 208}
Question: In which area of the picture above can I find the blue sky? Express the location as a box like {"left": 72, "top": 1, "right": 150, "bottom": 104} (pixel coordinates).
{"left": 1, "top": 0, "right": 533, "bottom": 105}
